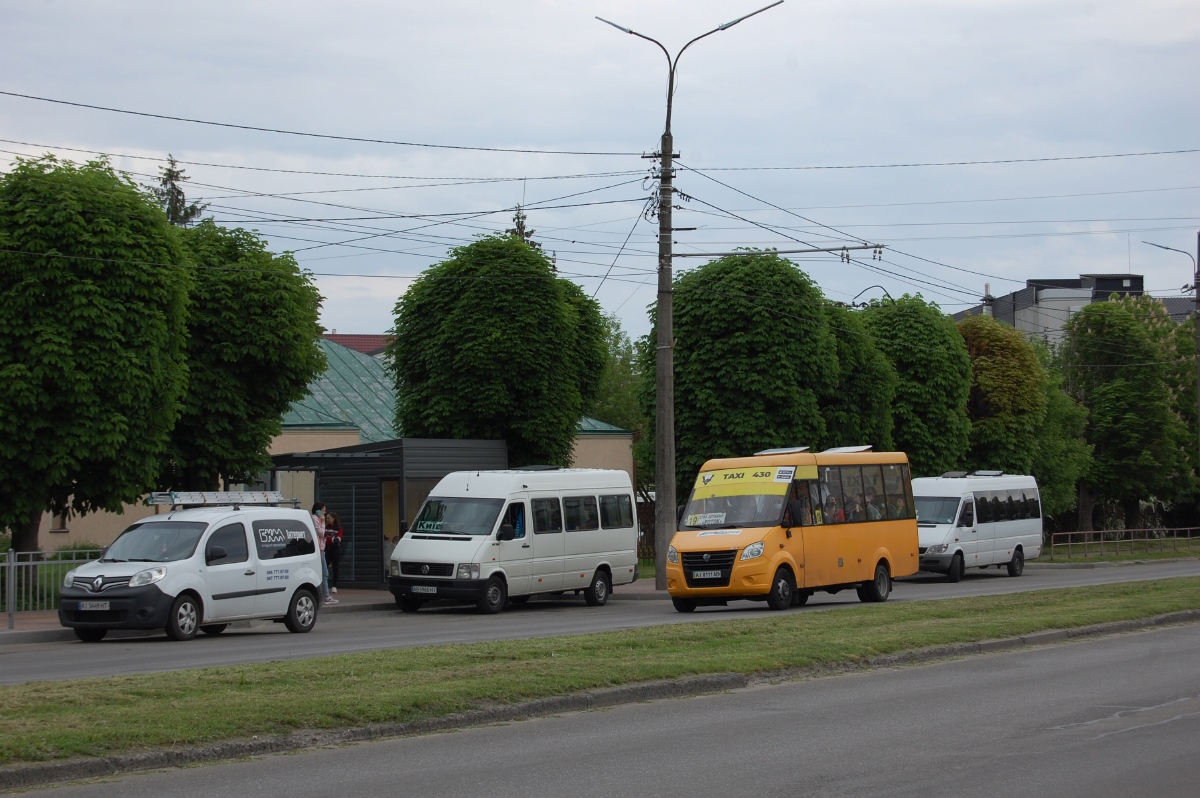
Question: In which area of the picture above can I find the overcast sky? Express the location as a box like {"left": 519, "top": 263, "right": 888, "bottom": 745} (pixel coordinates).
{"left": 2, "top": 0, "right": 1197, "bottom": 340}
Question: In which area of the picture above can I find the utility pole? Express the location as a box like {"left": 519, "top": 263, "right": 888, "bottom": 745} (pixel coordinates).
{"left": 1144, "top": 233, "right": 1200, "bottom": 474}
{"left": 598, "top": 2, "right": 783, "bottom": 590}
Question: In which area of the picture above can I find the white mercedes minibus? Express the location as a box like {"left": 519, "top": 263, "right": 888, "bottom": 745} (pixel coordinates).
{"left": 387, "top": 469, "right": 639, "bottom": 613}
{"left": 911, "top": 472, "right": 1043, "bottom": 581}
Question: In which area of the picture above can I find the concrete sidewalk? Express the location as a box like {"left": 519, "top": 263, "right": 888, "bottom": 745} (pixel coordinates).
{"left": 1, "top": 576, "right": 667, "bottom": 645}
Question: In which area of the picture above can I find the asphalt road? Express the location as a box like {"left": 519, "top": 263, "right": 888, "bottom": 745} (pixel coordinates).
{"left": 29, "top": 621, "right": 1200, "bottom": 797}
{"left": 2, "top": 560, "right": 1198, "bottom": 685}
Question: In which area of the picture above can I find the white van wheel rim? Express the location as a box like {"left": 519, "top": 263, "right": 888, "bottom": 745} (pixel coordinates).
{"left": 296, "top": 595, "right": 315, "bottom": 626}
{"left": 595, "top": 575, "right": 608, "bottom": 602}
{"left": 176, "top": 602, "right": 198, "bottom": 636}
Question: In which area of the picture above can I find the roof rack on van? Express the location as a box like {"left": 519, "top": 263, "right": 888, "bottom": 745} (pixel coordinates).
{"left": 972, "top": 470, "right": 1005, "bottom": 477}
{"left": 821, "top": 445, "right": 873, "bottom": 453}
{"left": 754, "top": 446, "right": 810, "bottom": 455}
{"left": 940, "top": 471, "right": 969, "bottom": 478}
{"left": 511, "top": 465, "right": 562, "bottom": 471}
{"left": 149, "top": 491, "right": 299, "bottom": 509}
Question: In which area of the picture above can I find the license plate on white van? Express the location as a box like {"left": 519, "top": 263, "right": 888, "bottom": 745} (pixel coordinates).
{"left": 692, "top": 570, "right": 722, "bottom": 579}
{"left": 411, "top": 585, "right": 437, "bottom": 594}
{"left": 77, "top": 601, "right": 110, "bottom": 611}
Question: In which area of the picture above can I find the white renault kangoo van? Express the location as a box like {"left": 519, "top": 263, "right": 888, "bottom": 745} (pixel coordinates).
{"left": 912, "top": 472, "right": 1042, "bottom": 582}
{"left": 59, "top": 493, "right": 323, "bottom": 642}
{"left": 388, "top": 469, "right": 639, "bottom": 613}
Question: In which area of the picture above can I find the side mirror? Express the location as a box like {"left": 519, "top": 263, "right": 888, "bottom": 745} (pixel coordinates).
{"left": 786, "top": 500, "right": 805, "bottom": 529}
{"left": 206, "top": 545, "right": 228, "bottom": 565}
{"left": 497, "top": 523, "right": 515, "bottom": 541}
{"left": 399, "top": 519, "right": 409, "bottom": 537}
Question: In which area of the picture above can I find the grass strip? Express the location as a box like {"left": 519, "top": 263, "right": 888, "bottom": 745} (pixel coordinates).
{"left": 1045, "top": 548, "right": 1200, "bottom": 564}
{"left": 2, "top": 576, "right": 1198, "bottom": 765}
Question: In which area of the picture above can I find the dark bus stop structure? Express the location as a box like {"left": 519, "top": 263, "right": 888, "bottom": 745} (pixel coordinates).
{"left": 271, "top": 438, "right": 508, "bottom": 588}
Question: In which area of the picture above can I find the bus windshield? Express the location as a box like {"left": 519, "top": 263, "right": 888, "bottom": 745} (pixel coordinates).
{"left": 915, "top": 497, "right": 960, "bottom": 525}
{"left": 681, "top": 493, "right": 786, "bottom": 529}
{"left": 411, "top": 497, "right": 504, "bottom": 536}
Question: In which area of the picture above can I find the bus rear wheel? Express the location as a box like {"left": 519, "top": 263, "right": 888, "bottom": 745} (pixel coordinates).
{"left": 857, "top": 562, "right": 891, "bottom": 603}
{"left": 766, "top": 568, "right": 794, "bottom": 611}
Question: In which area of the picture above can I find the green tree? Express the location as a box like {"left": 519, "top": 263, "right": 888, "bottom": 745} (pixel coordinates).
{"left": 657, "top": 252, "right": 837, "bottom": 497}
{"left": 0, "top": 157, "right": 190, "bottom": 551}
{"left": 1062, "top": 301, "right": 1191, "bottom": 529}
{"left": 1029, "top": 343, "right": 1092, "bottom": 518}
{"left": 158, "top": 220, "right": 326, "bottom": 491}
{"left": 587, "top": 314, "right": 643, "bottom": 433}
{"left": 389, "top": 235, "right": 605, "bottom": 466}
{"left": 860, "top": 296, "right": 971, "bottom": 477}
{"left": 957, "top": 314, "right": 1047, "bottom": 474}
{"left": 149, "top": 155, "right": 208, "bottom": 227}
{"left": 819, "top": 304, "right": 897, "bottom": 450}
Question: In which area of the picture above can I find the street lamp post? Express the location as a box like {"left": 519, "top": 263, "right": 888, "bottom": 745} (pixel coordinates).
{"left": 1145, "top": 233, "right": 1200, "bottom": 473}
{"left": 598, "top": 2, "right": 783, "bottom": 590}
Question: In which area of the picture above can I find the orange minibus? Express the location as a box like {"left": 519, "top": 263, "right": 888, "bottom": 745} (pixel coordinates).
{"left": 666, "top": 447, "right": 919, "bottom": 612}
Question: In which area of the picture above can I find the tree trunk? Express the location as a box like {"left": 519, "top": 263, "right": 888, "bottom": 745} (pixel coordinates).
{"left": 1077, "top": 484, "right": 1097, "bottom": 533}
{"left": 11, "top": 507, "right": 42, "bottom": 553}
{"left": 1121, "top": 498, "right": 1141, "bottom": 532}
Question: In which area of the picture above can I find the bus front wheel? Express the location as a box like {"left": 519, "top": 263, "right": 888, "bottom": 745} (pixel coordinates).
{"left": 766, "top": 568, "right": 794, "bottom": 611}
{"left": 671, "top": 597, "right": 697, "bottom": 613}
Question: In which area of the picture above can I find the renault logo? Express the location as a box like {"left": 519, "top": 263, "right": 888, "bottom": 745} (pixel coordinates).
{"left": 92, "top": 577, "right": 104, "bottom": 592}
{"left": 421, "top": 564, "right": 430, "bottom": 575}
{"left": 702, "top": 553, "right": 711, "bottom": 563}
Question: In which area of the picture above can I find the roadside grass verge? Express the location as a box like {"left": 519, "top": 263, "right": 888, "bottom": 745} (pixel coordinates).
{"left": 1045, "top": 548, "right": 1200, "bottom": 564}
{"left": 1, "top": 577, "right": 1198, "bottom": 765}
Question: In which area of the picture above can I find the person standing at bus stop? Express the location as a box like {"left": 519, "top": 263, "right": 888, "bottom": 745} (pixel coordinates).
{"left": 324, "top": 510, "right": 344, "bottom": 593}
{"left": 311, "top": 502, "right": 337, "bottom": 605}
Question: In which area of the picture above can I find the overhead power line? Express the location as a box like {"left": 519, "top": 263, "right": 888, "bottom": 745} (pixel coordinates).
{"left": 0, "top": 90, "right": 642, "bottom": 157}
{"left": 699, "top": 148, "right": 1200, "bottom": 171}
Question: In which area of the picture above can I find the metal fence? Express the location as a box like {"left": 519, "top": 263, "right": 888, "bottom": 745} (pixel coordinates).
{"left": 2, "top": 550, "right": 104, "bottom": 629}
{"left": 1048, "top": 527, "right": 1200, "bottom": 560}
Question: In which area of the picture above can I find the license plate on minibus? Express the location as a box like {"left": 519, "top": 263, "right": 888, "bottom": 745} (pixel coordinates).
{"left": 77, "top": 601, "right": 109, "bottom": 611}
{"left": 692, "top": 570, "right": 721, "bottom": 579}
{"left": 411, "top": 585, "right": 437, "bottom": 594}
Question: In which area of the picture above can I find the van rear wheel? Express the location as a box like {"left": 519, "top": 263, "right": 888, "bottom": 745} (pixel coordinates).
{"left": 1007, "top": 548, "right": 1025, "bottom": 577}
{"left": 284, "top": 589, "right": 317, "bottom": 633}
{"left": 584, "top": 570, "right": 610, "bottom": 606}
{"left": 766, "top": 568, "right": 795, "bottom": 611}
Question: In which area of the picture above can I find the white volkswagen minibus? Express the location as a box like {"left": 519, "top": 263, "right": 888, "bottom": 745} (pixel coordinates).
{"left": 912, "top": 472, "right": 1043, "bottom": 581}
{"left": 387, "top": 469, "right": 639, "bottom": 613}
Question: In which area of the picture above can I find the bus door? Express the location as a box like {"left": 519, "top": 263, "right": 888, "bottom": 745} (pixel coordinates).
{"left": 798, "top": 479, "right": 840, "bottom": 589}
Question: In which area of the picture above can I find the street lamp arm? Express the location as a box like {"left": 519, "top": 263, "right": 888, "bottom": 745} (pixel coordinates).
{"left": 1143, "top": 240, "right": 1197, "bottom": 270}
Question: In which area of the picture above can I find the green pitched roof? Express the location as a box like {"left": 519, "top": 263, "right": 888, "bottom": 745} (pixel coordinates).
{"left": 577, "top": 416, "right": 632, "bottom": 435}
{"left": 283, "top": 339, "right": 397, "bottom": 443}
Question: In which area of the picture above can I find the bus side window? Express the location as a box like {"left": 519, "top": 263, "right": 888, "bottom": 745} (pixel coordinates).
{"left": 957, "top": 501, "right": 974, "bottom": 528}
{"left": 806, "top": 481, "right": 824, "bottom": 524}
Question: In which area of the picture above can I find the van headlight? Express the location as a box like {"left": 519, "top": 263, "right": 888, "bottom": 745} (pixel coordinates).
{"left": 927, "top": 543, "right": 949, "bottom": 554}
{"left": 129, "top": 567, "right": 167, "bottom": 587}
{"left": 63, "top": 569, "right": 76, "bottom": 588}
{"left": 740, "top": 541, "right": 765, "bottom": 560}
{"left": 389, "top": 560, "right": 400, "bottom": 577}
{"left": 667, "top": 545, "right": 678, "bottom": 564}
{"left": 456, "top": 563, "right": 480, "bottom": 580}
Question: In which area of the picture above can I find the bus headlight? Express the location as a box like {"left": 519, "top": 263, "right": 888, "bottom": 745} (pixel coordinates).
{"left": 129, "top": 567, "right": 167, "bottom": 587}
{"left": 927, "top": 543, "right": 949, "bottom": 555}
{"left": 667, "top": 545, "right": 678, "bottom": 564}
{"left": 740, "top": 541, "right": 765, "bottom": 560}
{"left": 456, "top": 563, "right": 480, "bottom": 580}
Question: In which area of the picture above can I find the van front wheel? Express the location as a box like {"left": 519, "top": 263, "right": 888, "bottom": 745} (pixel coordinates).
{"left": 477, "top": 576, "right": 507, "bottom": 614}
{"left": 584, "top": 570, "right": 610, "bottom": 606}
{"left": 947, "top": 553, "right": 964, "bottom": 583}
{"left": 74, "top": 628, "right": 107, "bottom": 642}
{"left": 766, "top": 568, "right": 795, "bottom": 611}
{"left": 165, "top": 594, "right": 200, "bottom": 641}
{"left": 284, "top": 589, "right": 317, "bottom": 633}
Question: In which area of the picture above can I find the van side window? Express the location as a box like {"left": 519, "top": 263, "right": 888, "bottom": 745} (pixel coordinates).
{"left": 564, "top": 496, "right": 599, "bottom": 531}
{"left": 1014, "top": 492, "right": 1029, "bottom": 520}
{"left": 599, "top": 495, "right": 634, "bottom": 529}
{"left": 252, "top": 520, "right": 315, "bottom": 559}
{"left": 974, "top": 492, "right": 993, "bottom": 523}
{"left": 207, "top": 523, "right": 249, "bottom": 564}
{"left": 532, "top": 498, "right": 562, "bottom": 534}
{"left": 1027, "top": 493, "right": 1041, "bottom": 519}
{"left": 502, "top": 502, "right": 526, "bottom": 539}
{"left": 957, "top": 501, "right": 974, "bottom": 528}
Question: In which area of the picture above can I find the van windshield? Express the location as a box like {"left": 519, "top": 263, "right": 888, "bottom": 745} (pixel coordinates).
{"left": 101, "top": 522, "right": 208, "bottom": 563}
{"left": 915, "top": 497, "right": 960, "bottom": 525}
{"left": 412, "top": 497, "right": 504, "bottom": 536}
{"left": 681, "top": 494, "right": 786, "bottom": 529}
